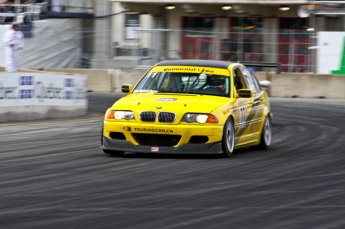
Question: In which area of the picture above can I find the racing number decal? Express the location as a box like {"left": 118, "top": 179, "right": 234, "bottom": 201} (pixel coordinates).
{"left": 235, "top": 98, "right": 261, "bottom": 144}
{"left": 239, "top": 105, "right": 246, "bottom": 129}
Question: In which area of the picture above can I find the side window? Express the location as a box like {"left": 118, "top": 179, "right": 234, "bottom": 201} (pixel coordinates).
{"left": 250, "top": 72, "right": 261, "bottom": 92}
{"left": 233, "top": 67, "right": 245, "bottom": 91}
{"left": 241, "top": 67, "right": 259, "bottom": 94}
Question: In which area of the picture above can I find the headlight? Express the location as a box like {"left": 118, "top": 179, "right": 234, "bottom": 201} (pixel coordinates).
{"left": 184, "top": 114, "right": 197, "bottom": 123}
{"left": 107, "top": 110, "right": 135, "bottom": 120}
{"left": 182, "top": 113, "right": 218, "bottom": 124}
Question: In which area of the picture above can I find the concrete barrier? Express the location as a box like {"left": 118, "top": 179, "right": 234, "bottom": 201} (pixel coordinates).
{"left": 0, "top": 72, "right": 88, "bottom": 122}
{"left": 40, "top": 68, "right": 148, "bottom": 93}
{"left": 38, "top": 68, "right": 113, "bottom": 92}
{"left": 270, "top": 73, "right": 345, "bottom": 99}
{"left": 111, "top": 69, "right": 147, "bottom": 92}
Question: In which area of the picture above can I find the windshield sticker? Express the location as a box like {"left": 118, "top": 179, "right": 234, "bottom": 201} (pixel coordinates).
{"left": 164, "top": 67, "right": 199, "bottom": 72}
{"left": 133, "top": 89, "right": 158, "bottom": 93}
{"left": 157, "top": 98, "right": 177, "bottom": 102}
{"left": 152, "top": 66, "right": 229, "bottom": 75}
{"left": 162, "top": 67, "right": 215, "bottom": 74}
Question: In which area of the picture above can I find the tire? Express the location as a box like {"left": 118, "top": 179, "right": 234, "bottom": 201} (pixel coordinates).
{"left": 222, "top": 117, "right": 235, "bottom": 157}
{"left": 256, "top": 116, "right": 272, "bottom": 150}
{"left": 103, "top": 149, "right": 125, "bottom": 157}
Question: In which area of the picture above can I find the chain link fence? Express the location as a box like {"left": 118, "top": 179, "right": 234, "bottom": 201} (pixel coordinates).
{"left": 113, "top": 29, "right": 315, "bottom": 73}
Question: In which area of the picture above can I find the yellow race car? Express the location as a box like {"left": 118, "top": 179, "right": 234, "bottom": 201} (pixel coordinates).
{"left": 101, "top": 60, "right": 272, "bottom": 157}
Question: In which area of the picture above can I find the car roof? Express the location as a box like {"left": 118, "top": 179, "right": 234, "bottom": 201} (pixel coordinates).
{"left": 155, "top": 60, "right": 234, "bottom": 69}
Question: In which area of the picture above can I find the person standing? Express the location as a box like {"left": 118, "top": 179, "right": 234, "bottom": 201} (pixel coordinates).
{"left": 3, "top": 23, "right": 24, "bottom": 72}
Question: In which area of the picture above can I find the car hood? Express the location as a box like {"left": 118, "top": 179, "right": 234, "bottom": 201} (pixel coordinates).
{"left": 112, "top": 93, "right": 229, "bottom": 114}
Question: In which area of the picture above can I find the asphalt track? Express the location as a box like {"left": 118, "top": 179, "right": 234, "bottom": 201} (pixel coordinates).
{"left": 1, "top": 93, "right": 345, "bottom": 229}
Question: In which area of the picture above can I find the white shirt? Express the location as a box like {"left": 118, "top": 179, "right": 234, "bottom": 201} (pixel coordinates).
{"left": 3, "top": 29, "right": 24, "bottom": 49}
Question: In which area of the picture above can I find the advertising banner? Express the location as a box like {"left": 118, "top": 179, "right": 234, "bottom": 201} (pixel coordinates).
{"left": 317, "top": 32, "right": 345, "bottom": 75}
{"left": 0, "top": 73, "right": 88, "bottom": 107}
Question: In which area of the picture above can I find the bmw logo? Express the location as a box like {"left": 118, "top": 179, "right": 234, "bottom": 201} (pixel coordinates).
{"left": 156, "top": 106, "right": 162, "bottom": 109}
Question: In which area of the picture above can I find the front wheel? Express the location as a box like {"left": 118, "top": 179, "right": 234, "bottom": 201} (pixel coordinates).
{"left": 222, "top": 118, "right": 235, "bottom": 157}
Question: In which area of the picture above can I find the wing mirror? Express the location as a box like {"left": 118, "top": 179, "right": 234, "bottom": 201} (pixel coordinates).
{"left": 121, "top": 84, "right": 133, "bottom": 94}
{"left": 259, "top": 80, "right": 272, "bottom": 88}
{"left": 238, "top": 89, "right": 253, "bottom": 98}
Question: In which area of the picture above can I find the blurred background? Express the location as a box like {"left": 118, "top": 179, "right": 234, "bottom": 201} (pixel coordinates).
{"left": 1, "top": 2, "right": 345, "bottom": 229}
{"left": 1, "top": 0, "right": 345, "bottom": 74}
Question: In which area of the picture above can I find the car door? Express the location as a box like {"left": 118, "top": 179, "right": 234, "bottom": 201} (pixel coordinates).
{"left": 239, "top": 67, "right": 263, "bottom": 138}
{"left": 249, "top": 71, "right": 267, "bottom": 134}
{"left": 232, "top": 67, "right": 254, "bottom": 145}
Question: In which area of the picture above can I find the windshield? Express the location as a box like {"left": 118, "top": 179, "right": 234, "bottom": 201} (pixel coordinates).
{"left": 133, "top": 71, "right": 230, "bottom": 97}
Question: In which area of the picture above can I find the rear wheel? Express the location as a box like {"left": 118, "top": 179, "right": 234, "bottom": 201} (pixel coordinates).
{"left": 256, "top": 116, "right": 272, "bottom": 150}
{"left": 222, "top": 118, "right": 235, "bottom": 157}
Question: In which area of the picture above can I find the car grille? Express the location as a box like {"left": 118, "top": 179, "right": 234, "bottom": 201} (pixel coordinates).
{"left": 132, "top": 134, "right": 181, "bottom": 147}
{"left": 139, "top": 111, "right": 176, "bottom": 123}
{"left": 140, "top": 112, "right": 156, "bottom": 122}
{"left": 158, "top": 112, "right": 175, "bottom": 123}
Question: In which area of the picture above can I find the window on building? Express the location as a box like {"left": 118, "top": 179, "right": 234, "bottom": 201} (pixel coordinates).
{"left": 221, "top": 17, "right": 263, "bottom": 67}
{"left": 325, "top": 17, "right": 343, "bottom": 31}
{"left": 125, "top": 13, "right": 140, "bottom": 40}
{"left": 181, "top": 17, "right": 215, "bottom": 59}
{"left": 182, "top": 17, "right": 214, "bottom": 32}
{"left": 279, "top": 18, "right": 309, "bottom": 38}
{"left": 278, "top": 18, "right": 310, "bottom": 72}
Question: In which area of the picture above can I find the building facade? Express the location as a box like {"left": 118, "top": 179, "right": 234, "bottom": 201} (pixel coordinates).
{"left": 103, "top": 0, "right": 345, "bottom": 72}
{"left": 2, "top": 0, "right": 343, "bottom": 72}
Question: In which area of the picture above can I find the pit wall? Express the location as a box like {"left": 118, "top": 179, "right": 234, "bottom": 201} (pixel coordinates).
{"left": 4, "top": 67, "right": 345, "bottom": 99}
{"left": 0, "top": 72, "right": 88, "bottom": 122}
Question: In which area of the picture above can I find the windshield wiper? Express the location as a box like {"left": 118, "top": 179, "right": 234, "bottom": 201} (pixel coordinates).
{"left": 187, "top": 69, "right": 204, "bottom": 93}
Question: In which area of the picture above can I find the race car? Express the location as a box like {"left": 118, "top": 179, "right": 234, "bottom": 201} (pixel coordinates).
{"left": 100, "top": 60, "right": 272, "bottom": 157}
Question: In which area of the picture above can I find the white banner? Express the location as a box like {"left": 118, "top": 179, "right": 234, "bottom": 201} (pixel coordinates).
{"left": 317, "top": 32, "right": 345, "bottom": 74}
{"left": 0, "top": 73, "right": 87, "bottom": 107}
{"left": 0, "top": 19, "right": 82, "bottom": 69}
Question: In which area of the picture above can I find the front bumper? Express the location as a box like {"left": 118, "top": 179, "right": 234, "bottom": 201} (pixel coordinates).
{"left": 101, "top": 137, "right": 223, "bottom": 154}
{"left": 101, "top": 121, "right": 224, "bottom": 154}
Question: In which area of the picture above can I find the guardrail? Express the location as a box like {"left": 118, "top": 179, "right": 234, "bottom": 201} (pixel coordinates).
{"left": 0, "top": 3, "right": 45, "bottom": 23}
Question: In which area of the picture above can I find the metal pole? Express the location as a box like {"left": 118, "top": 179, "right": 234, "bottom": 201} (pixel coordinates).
{"left": 239, "top": 16, "right": 243, "bottom": 61}
{"left": 288, "top": 29, "right": 295, "bottom": 72}
{"left": 308, "top": 14, "right": 315, "bottom": 72}
{"left": 15, "top": 0, "right": 20, "bottom": 23}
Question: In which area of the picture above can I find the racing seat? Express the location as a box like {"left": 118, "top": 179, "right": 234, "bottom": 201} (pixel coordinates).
{"left": 199, "top": 78, "right": 226, "bottom": 95}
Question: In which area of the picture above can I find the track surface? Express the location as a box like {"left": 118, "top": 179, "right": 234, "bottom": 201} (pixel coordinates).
{"left": 1, "top": 94, "right": 345, "bottom": 229}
